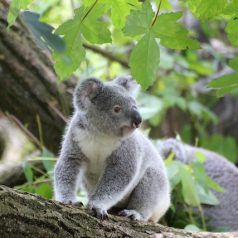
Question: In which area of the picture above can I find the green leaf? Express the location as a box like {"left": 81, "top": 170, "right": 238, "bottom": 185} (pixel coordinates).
{"left": 123, "top": 1, "right": 154, "bottom": 37}
{"left": 187, "top": 0, "right": 228, "bottom": 19}
{"left": 35, "top": 183, "right": 53, "bottom": 199}
{"left": 129, "top": 33, "right": 160, "bottom": 89}
{"left": 111, "top": 0, "right": 141, "bottom": 29}
{"left": 53, "top": 7, "right": 86, "bottom": 79}
{"left": 7, "top": 0, "right": 32, "bottom": 27}
{"left": 223, "top": 0, "right": 238, "bottom": 15}
{"left": 81, "top": 4, "right": 111, "bottom": 44}
{"left": 216, "top": 86, "right": 238, "bottom": 97}
{"left": 22, "top": 160, "right": 33, "bottom": 183}
{"left": 206, "top": 176, "right": 224, "bottom": 193}
{"left": 166, "top": 161, "right": 182, "bottom": 190}
{"left": 20, "top": 11, "right": 65, "bottom": 53}
{"left": 53, "top": 37, "right": 85, "bottom": 80}
{"left": 226, "top": 17, "right": 238, "bottom": 46}
{"left": 53, "top": 4, "right": 111, "bottom": 79}
{"left": 229, "top": 56, "right": 238, "bottom": 71}
{"left": 152, "top": 12, "right": 200, "bottom": 50}
{"left": 196, "top": 184, "right": 220, "bottom": 205}
{"left": 180, "top": 167, "right": 200, "bottom": 206}
{"left": 209, "top": 73, "right": 238, "bottom": 88}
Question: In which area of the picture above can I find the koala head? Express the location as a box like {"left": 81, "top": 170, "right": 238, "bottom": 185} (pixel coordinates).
{"left": 74, "top": 76, "right": 142, "bottom": 138}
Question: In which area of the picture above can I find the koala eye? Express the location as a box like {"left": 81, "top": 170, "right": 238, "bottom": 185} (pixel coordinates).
{"left": 113, "top": 105, "right": 122, "bottom": 114}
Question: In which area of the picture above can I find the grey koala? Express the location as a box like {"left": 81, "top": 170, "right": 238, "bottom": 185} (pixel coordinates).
{"left": 158, "top": 138, "right": 238, "bottom": 231}
{"left": 54, "top": 76, "right": 170, "bottom": 222}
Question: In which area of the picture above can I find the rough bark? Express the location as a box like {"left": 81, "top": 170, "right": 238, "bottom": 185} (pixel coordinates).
{"left": 0, "top": 0, "right": 71, "bottom": 154}
{"left": 0, "top": 185, "right": 237, "bottom": 238}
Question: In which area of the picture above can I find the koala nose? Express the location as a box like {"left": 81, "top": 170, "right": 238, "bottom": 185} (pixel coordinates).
{"left": 131, "top": 107, "right": 142, "bottom": 128}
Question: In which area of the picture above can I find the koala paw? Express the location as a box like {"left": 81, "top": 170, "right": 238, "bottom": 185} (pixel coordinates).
{"left": 118, "top": 209, "right": 143, "bottom": 221}
{"left": 58, "top": 199, "right": 83, "bottom": 207}
{"left": 71, "top": 201, "right": 84, "bottom": 207}
{"left": 88, "top": 204, "right": 109, "bottom": 220}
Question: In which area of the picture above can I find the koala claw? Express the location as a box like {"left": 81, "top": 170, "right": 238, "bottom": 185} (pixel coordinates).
{"left": 118, "top": 209, "right": 143, "bottom": 221}
{"left": 73, "top": 201, "right": 84, "bottom": 207}
{"left": 88, "top": 204, "right": 109, "bottom": 220}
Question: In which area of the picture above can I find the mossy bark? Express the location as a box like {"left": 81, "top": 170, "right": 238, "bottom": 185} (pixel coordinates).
{"left": 0, "top": 185, "right": 238, "bottom": 238}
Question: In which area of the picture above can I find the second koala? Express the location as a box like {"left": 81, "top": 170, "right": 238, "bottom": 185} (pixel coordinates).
{"left": 158, "top": 138, "right": 238, "bottom": 231}
{"left": 54, "top": 76, "right": 170, "bottom": 222}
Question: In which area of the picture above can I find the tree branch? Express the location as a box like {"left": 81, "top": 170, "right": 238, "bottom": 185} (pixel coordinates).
{"left": 1, "top": 185, "right": 237, "bottom": 238}
{"left": 83, "top": 43, "right": 129, "bottom": 68}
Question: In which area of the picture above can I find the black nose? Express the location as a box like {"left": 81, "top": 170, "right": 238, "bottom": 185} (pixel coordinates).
{"left": 131, "top": 107, "right": 142, "bottom": 128}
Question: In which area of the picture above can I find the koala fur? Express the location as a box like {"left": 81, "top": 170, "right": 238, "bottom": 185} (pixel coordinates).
{"left": 158, "top": 138, "right": 238, "bottom": 231}
{"left": 54, "top": 76, "right": 170, "bottom": 222}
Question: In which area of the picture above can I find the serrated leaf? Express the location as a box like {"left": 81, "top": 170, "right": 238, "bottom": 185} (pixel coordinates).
{"left": 187, "top": 0, "right": 228, "bottom": 19}
{"left": 53, "top": 4, "right": 111, "bottom": 79}
{"left": 111, "top": 0, "right": 141, "bottom": 29}
{"left": 20, "top": 11, "right": 65, "bottom": 53}
{"left": 226, "top": 17, "right": 238, "bottom": 46}
{"left": 229, "top": 56, "right": 238, "bottom": 71}
{"left": 152, "top": 12, "right": 200, "bottom": 50}
{"left": 82, "top": 4, "right": 111, "bottom": 44}
{"left": 129, "top": 33, "right": 160, "bottom": 89}
{"left": 123, "top": 1, "right": 154, "bottom": 37}
{"left": 7, "top": 0, "right": 32, "bottom": 27}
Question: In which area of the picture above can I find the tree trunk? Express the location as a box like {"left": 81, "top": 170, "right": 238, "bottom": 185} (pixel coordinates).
{"left": 0, "top": 0, "right": 72, "bottom": 154}
{"left": 0, "top": 185, "right": 237, "bottom": 238}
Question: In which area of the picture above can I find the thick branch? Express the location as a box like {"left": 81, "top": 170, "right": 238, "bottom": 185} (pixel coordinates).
{"left": 1, "top": 185, "right": 237, "bottom": 238}
{"left": 0, "top": 0, "right": 71, "bottom": 154}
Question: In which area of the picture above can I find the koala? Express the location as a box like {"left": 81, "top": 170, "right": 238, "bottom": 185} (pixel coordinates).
{"left": 54, "top": 76, "right": 170, "bottom": 222}
{"left": 158, "top": 138, "right": 238, "bottom": 231}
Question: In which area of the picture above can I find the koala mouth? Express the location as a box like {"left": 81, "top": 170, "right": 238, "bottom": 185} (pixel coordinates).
{"left": 132, "top": 122, "right": 140, "bottom": 129}
{"left": 120, "top": 122, "right": 140, "bottom": 137}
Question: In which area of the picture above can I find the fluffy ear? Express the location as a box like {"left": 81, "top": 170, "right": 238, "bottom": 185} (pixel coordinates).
{"left": 114, "top": 75, "right": 140, "bottom": 96}
{"left": 74, "top": 78, "right": 103, "bottom": 110}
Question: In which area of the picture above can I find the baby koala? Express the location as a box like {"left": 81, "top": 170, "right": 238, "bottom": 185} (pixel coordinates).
{"left": 54, "top": 76, "right": 170, "bottom": 222}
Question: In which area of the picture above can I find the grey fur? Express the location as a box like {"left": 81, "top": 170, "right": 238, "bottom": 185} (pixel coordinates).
{"left": 158, "top": 138, "right": 238, "bottom": 231}
{"left": 54, "top": 76, "right": 170, "bottom": 222}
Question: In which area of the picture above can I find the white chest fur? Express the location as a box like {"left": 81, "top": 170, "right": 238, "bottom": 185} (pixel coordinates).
{"left": 73, "top": 128, "right": 121, "bottom": 175}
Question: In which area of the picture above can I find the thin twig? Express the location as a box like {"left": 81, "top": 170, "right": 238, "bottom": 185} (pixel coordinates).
{"left": 83, "top": 43, "right": 129, "bottom": 68}
{"left": 151, "top": 0, "right": 163, "bottom": 27}
{"left": 4, "top": 112, "right": 43, "bottom": 150}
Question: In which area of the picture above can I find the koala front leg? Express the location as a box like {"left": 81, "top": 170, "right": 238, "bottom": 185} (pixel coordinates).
{"left": 88, "top": 152, "right": 137, "bottom": 219}
{"left": 54, "top": 156, "right": 84, "bottom": 204}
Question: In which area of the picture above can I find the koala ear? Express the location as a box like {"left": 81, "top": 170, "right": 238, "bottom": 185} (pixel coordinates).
{"left": 114, "top": 75, "right": 140, "bottom": 97}
{"left": 74, "top": 78, "right": 103, "bottom": 110}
